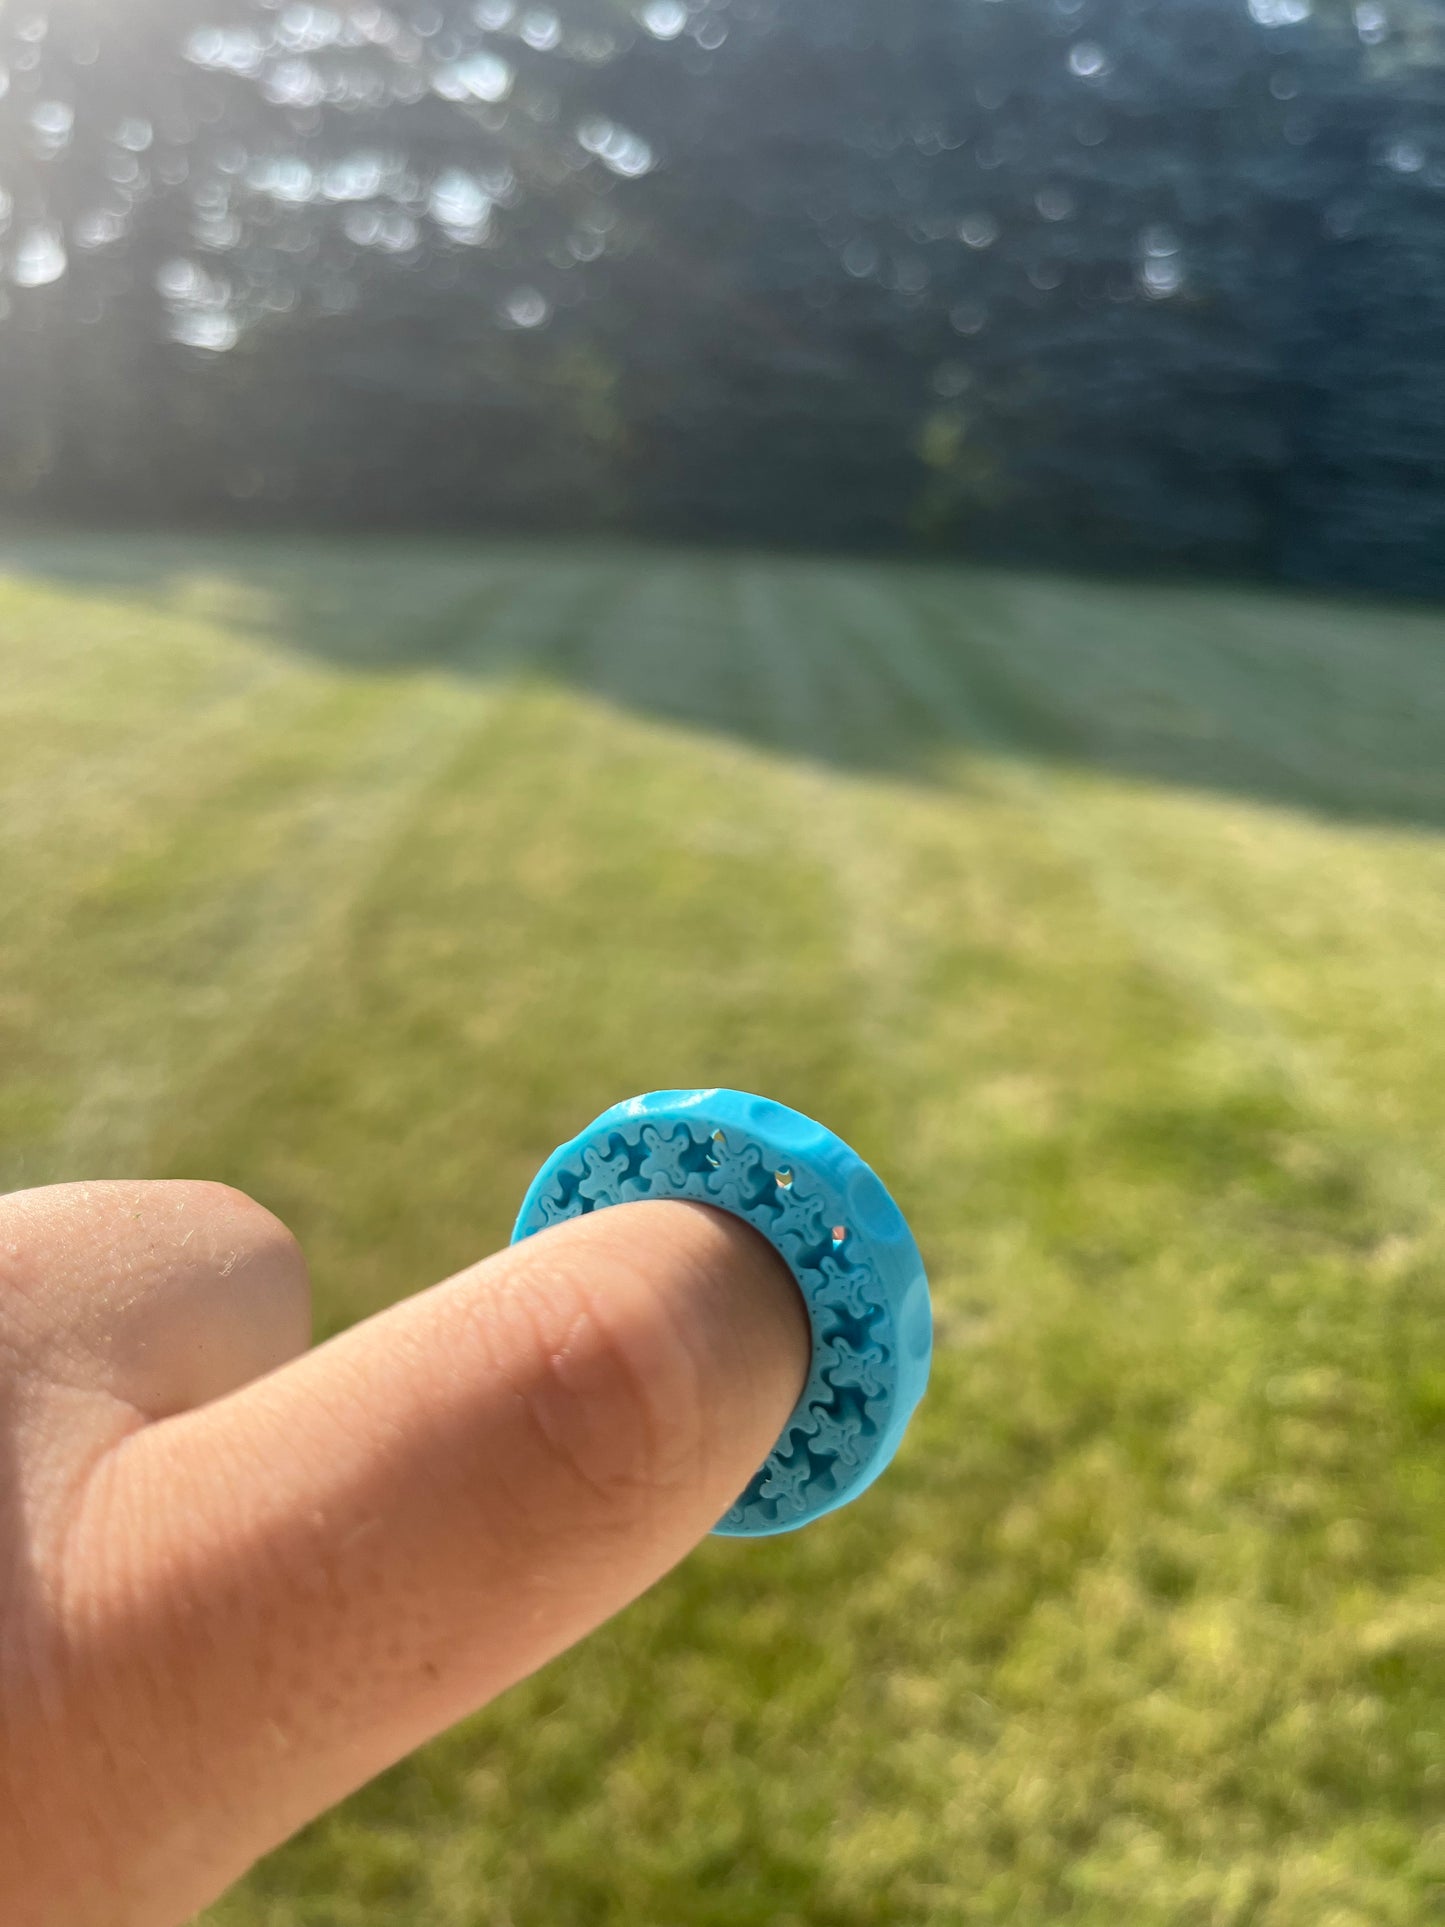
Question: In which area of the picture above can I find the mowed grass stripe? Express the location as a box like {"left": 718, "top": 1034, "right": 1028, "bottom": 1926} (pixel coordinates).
{"left": 1, "top": 679, "right": 490, "bottom": 1188}
{"left": 1, "top": 555, "right": 645, "bottom": 1193}
{"left": 0, "top": 554, "right": 524, "bottom": 912}
{"left": 884, "top": 565, "right": 1445, "bottom": 1202}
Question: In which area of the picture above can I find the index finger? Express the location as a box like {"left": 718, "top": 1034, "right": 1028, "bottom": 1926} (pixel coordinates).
{"left": 64, "top": 1201, "right": 809, "bottom": 1923}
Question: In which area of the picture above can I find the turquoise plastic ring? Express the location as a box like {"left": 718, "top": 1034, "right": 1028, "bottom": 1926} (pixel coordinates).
{"left": 512, "top": 1089, "right": 931, "bottom": 1536}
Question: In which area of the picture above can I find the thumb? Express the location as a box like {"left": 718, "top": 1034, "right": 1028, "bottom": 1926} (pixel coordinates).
{"left": 40, "top": 1201, "right": 809, "bottom": 1926}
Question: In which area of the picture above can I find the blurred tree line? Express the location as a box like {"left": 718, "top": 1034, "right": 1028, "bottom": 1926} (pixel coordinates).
{"left": 1, "top": 0, "right": 1442, "bottom": 592}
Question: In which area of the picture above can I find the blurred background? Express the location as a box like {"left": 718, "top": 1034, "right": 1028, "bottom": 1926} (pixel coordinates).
{"left": 2, "top": 1, "right": 1444, "bottom": 1923}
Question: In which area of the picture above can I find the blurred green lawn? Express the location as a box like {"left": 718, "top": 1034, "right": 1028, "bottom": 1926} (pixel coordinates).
{"left": 2, "top": 535, "right": 1443, "bottom": 1926}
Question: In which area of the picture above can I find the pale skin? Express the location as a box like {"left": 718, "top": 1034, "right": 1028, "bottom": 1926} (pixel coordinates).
{"left": 0, "top": 1181, "right": 810, "bottom": 1926}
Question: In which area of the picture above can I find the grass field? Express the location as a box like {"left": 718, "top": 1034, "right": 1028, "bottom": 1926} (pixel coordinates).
{"left": 2, "top": 532, "right": 1443, "bottom": 1926}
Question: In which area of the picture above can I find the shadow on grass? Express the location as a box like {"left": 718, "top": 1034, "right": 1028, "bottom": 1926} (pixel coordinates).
{"left": 6, "top": 526, "right": 1445, "bottom": 833}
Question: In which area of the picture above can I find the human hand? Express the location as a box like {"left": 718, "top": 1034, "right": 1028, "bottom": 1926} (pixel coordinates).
{"left": 0, "top": 1180, "right": 808, "bottom": 1926}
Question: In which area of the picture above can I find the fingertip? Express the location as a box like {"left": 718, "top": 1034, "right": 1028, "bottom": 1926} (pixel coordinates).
{"left": 167, "top": 1181, "right": 313, "bottom": 1344}
{"left": 0, "top": 1179, "right": 312, "bottom": 1416}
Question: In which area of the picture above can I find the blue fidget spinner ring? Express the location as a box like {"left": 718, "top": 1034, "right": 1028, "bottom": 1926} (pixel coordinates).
{"left": 512, "top": 1089, "right": 931, "bottom": 1536}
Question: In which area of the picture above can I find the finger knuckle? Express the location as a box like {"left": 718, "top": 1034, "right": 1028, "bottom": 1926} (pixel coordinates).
{"left": 511, "top": 1244, "right": 709, "bottom": 1532}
